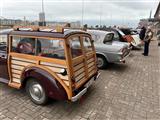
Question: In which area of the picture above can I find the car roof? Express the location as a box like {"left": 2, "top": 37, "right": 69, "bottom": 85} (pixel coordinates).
{"left": 87, "top": 29, "right": 114, "bottom": 35}
{"left": 0, "top": 28, "right": 90, "bottom": 39}
{"left": 0, "top": 29, "right": 13, "bottom": 35}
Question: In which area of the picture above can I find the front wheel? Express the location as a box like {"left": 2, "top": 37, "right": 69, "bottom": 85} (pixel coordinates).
{"left": 26, "top": 79, "right": 48, "bottom": 105}
{"left": 97, "top": 56, "right": 108, "bottom": 69}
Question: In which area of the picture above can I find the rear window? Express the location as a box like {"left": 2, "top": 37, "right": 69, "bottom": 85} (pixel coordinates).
{"left": 83, "top": 37, "right": 93, "bottom": 52}
{"left": 69, "top": 37, "right": 83, "bottom": 58}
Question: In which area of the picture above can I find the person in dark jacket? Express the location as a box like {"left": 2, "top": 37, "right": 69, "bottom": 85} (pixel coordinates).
{"left": 139, "top": 26, "right": 146, "bottom": 41}
{"left": 142, "top": 27, "right": 153, "bottom": 56}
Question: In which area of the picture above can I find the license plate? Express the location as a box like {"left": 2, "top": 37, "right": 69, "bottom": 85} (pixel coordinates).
{"left": 84, "top": 78, "right": 94, "bottom": 88}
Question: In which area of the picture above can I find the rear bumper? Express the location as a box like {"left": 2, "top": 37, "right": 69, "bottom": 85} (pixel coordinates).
{"left": 119, "top": 52, "right": 130, "bottom": 62}
{"left": 71, "top": 72, "right": 100, "bottom": 102}
{"left": 119, "top": 48, "right": 131, "bottom": 62}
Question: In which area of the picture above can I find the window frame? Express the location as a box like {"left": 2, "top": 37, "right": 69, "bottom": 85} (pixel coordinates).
{"left": 68, "top": 36, "right": 83, "bottom": 59}
{"left": 82, "top": 36, "right": 94, "bottom": 54}
{"left": 9, "top": 35, "right": 67, "bottom": 61}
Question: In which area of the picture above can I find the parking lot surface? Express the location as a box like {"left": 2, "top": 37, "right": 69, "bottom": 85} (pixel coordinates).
{"left": 0, "top": 40, "right": 160, "bottom": 120}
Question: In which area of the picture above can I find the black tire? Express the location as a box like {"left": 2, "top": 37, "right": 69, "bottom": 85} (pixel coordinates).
{"left": 97, "top": 55, "right": 108, "bottom": 69}
{"left": 25, "top": 78, "right": 48, "bottom": 105}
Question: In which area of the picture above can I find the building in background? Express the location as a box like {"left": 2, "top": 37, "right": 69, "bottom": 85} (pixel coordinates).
{"left": 39, "top": 0, "right": 46, "bottom": 26}
{"left": 39, "top": 12, "right": 46, "bottom": 26}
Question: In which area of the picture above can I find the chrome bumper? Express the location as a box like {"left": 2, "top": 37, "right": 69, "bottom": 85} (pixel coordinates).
{"left": 71, "top": 72, "right": 100, "bottom": 102}
{"left": 120, "top": 52, "right": 131, "bottom": 62}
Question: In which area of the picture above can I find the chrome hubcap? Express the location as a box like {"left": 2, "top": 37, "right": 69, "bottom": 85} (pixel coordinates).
{"left": 29, "top": 84, "right": 44, "bottom": 101}
{"left": 97, "top": 57, "right": 104, "bottom": 68}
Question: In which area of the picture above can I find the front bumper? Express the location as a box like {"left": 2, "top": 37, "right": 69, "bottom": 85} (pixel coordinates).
{"left": 71, "top": 72, "right": 100, "bottom": 102}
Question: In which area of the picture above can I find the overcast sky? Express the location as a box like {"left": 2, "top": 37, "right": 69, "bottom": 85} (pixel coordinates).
{"left": 0, "top": 0, "right": 159, "bottom": 27}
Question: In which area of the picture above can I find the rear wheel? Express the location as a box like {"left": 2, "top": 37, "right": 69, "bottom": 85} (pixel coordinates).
{"left": 97, "top": 55, "right": 108, "bottom": 69}
{"left": 26, "top": 79, "right": 48, "bottom": 105}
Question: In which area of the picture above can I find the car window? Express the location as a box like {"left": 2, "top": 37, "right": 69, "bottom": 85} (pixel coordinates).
{"left": 37, "top": 39, "right": 65, "bottom": 59}
{"left": 0, "top": 35, "right": 7, "bottom": 52}
{"left": 12, "top": 36, "right": 36, "bottom": 55}
{"left": 69, "top": 37, "right": 83, "bottom": 58}
{"left": 83, "top": 37, "right": 93, "bottom": 53}
{"left": 103, "top": 33, "right": 113, "bottom": 44}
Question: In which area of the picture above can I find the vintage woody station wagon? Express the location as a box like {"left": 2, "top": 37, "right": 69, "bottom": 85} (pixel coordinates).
{"left": 0, "top": 26, "right": 100, "bottom": 105}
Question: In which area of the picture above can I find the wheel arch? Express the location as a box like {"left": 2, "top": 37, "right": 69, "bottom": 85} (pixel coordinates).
{"left": 96, "top": 52, "right": 108, "bottom": 62}
{"left": 20, "top": 65, "right": 71, "bottom": 100}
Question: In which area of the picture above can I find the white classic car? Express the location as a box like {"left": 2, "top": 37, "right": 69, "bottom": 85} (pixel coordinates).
{"left": 87, "top": 30, "right": 131, "bottom": 69}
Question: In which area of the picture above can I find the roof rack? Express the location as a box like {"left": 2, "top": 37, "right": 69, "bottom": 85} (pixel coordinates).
{"left": 13, "top": 25, "right": 64, "bottom": 33}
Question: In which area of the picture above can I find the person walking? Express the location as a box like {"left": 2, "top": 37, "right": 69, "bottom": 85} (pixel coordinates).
{"left": 142, "top": 27, "right": 153, "bottom": 56}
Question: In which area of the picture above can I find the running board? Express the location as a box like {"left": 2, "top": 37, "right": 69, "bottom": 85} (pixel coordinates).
{"left": 0, "top": 78, "right": 9, "bottom": 84}
{"left": 8, "top": 82, "right": 21, "bottom": 89}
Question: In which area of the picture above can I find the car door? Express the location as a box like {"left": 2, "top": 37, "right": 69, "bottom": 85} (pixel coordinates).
{"left": 0, "top": 35, "right": 9, "bottom": 82}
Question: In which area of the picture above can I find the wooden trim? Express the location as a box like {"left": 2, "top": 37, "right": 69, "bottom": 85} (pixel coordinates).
{"left": 64, "top": 37, "right": 74, "bottom": 96}
{"left": 8, "top": 36, "right": 12, "bottom": 84}
{"left": 11, "top": 60, "right": 34, "bottom": 66}
{"left": 40, "top": 61, "right": 67, "bottom": 68}
{"left": 10, "top": 52, "right": 67, "bottom": 66}
{"left": 73, "top": 63, "right": 84, "bottom": 72}
{"left": 74, "top": 67, "right": 85, "bottom": 77}
{"left": 80, "top": 35, "right": 89, "bottom": 79}
{"left": 72, "top": 56, "right": 84, "bottom": 65}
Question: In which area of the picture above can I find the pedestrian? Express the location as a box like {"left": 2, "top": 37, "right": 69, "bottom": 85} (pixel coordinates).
{"left": 142, "top": 27, "right": 154, "bottom": 56}
{"left": 139, "top": 26, "right": 146, "bottom": 43}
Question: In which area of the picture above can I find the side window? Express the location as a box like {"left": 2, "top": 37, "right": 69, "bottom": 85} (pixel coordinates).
{"left": 12, "top": 36, "right": 36, "bottom": 55}
{"left": 0, "top": 35, "right": 7, "bottom": 52}
{"left": 83, "top": 37, "right": 93, "bottom": 52}
{"left": 69, "top": 37, "right": 83, "bottom": 58}
{"left": 37, "top": 39, "right": 65, "bottom": 59}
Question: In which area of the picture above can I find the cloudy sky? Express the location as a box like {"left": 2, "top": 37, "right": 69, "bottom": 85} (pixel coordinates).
{"left": 0, "top": 0, "right": 159, "bottom": 27}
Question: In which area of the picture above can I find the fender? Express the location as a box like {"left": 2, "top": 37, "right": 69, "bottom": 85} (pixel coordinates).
{"left": 96, "top": 52, "right": 109, "bottom": 62}
{"left": 21, "top": 66, "right": 68, "bottom": 101}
